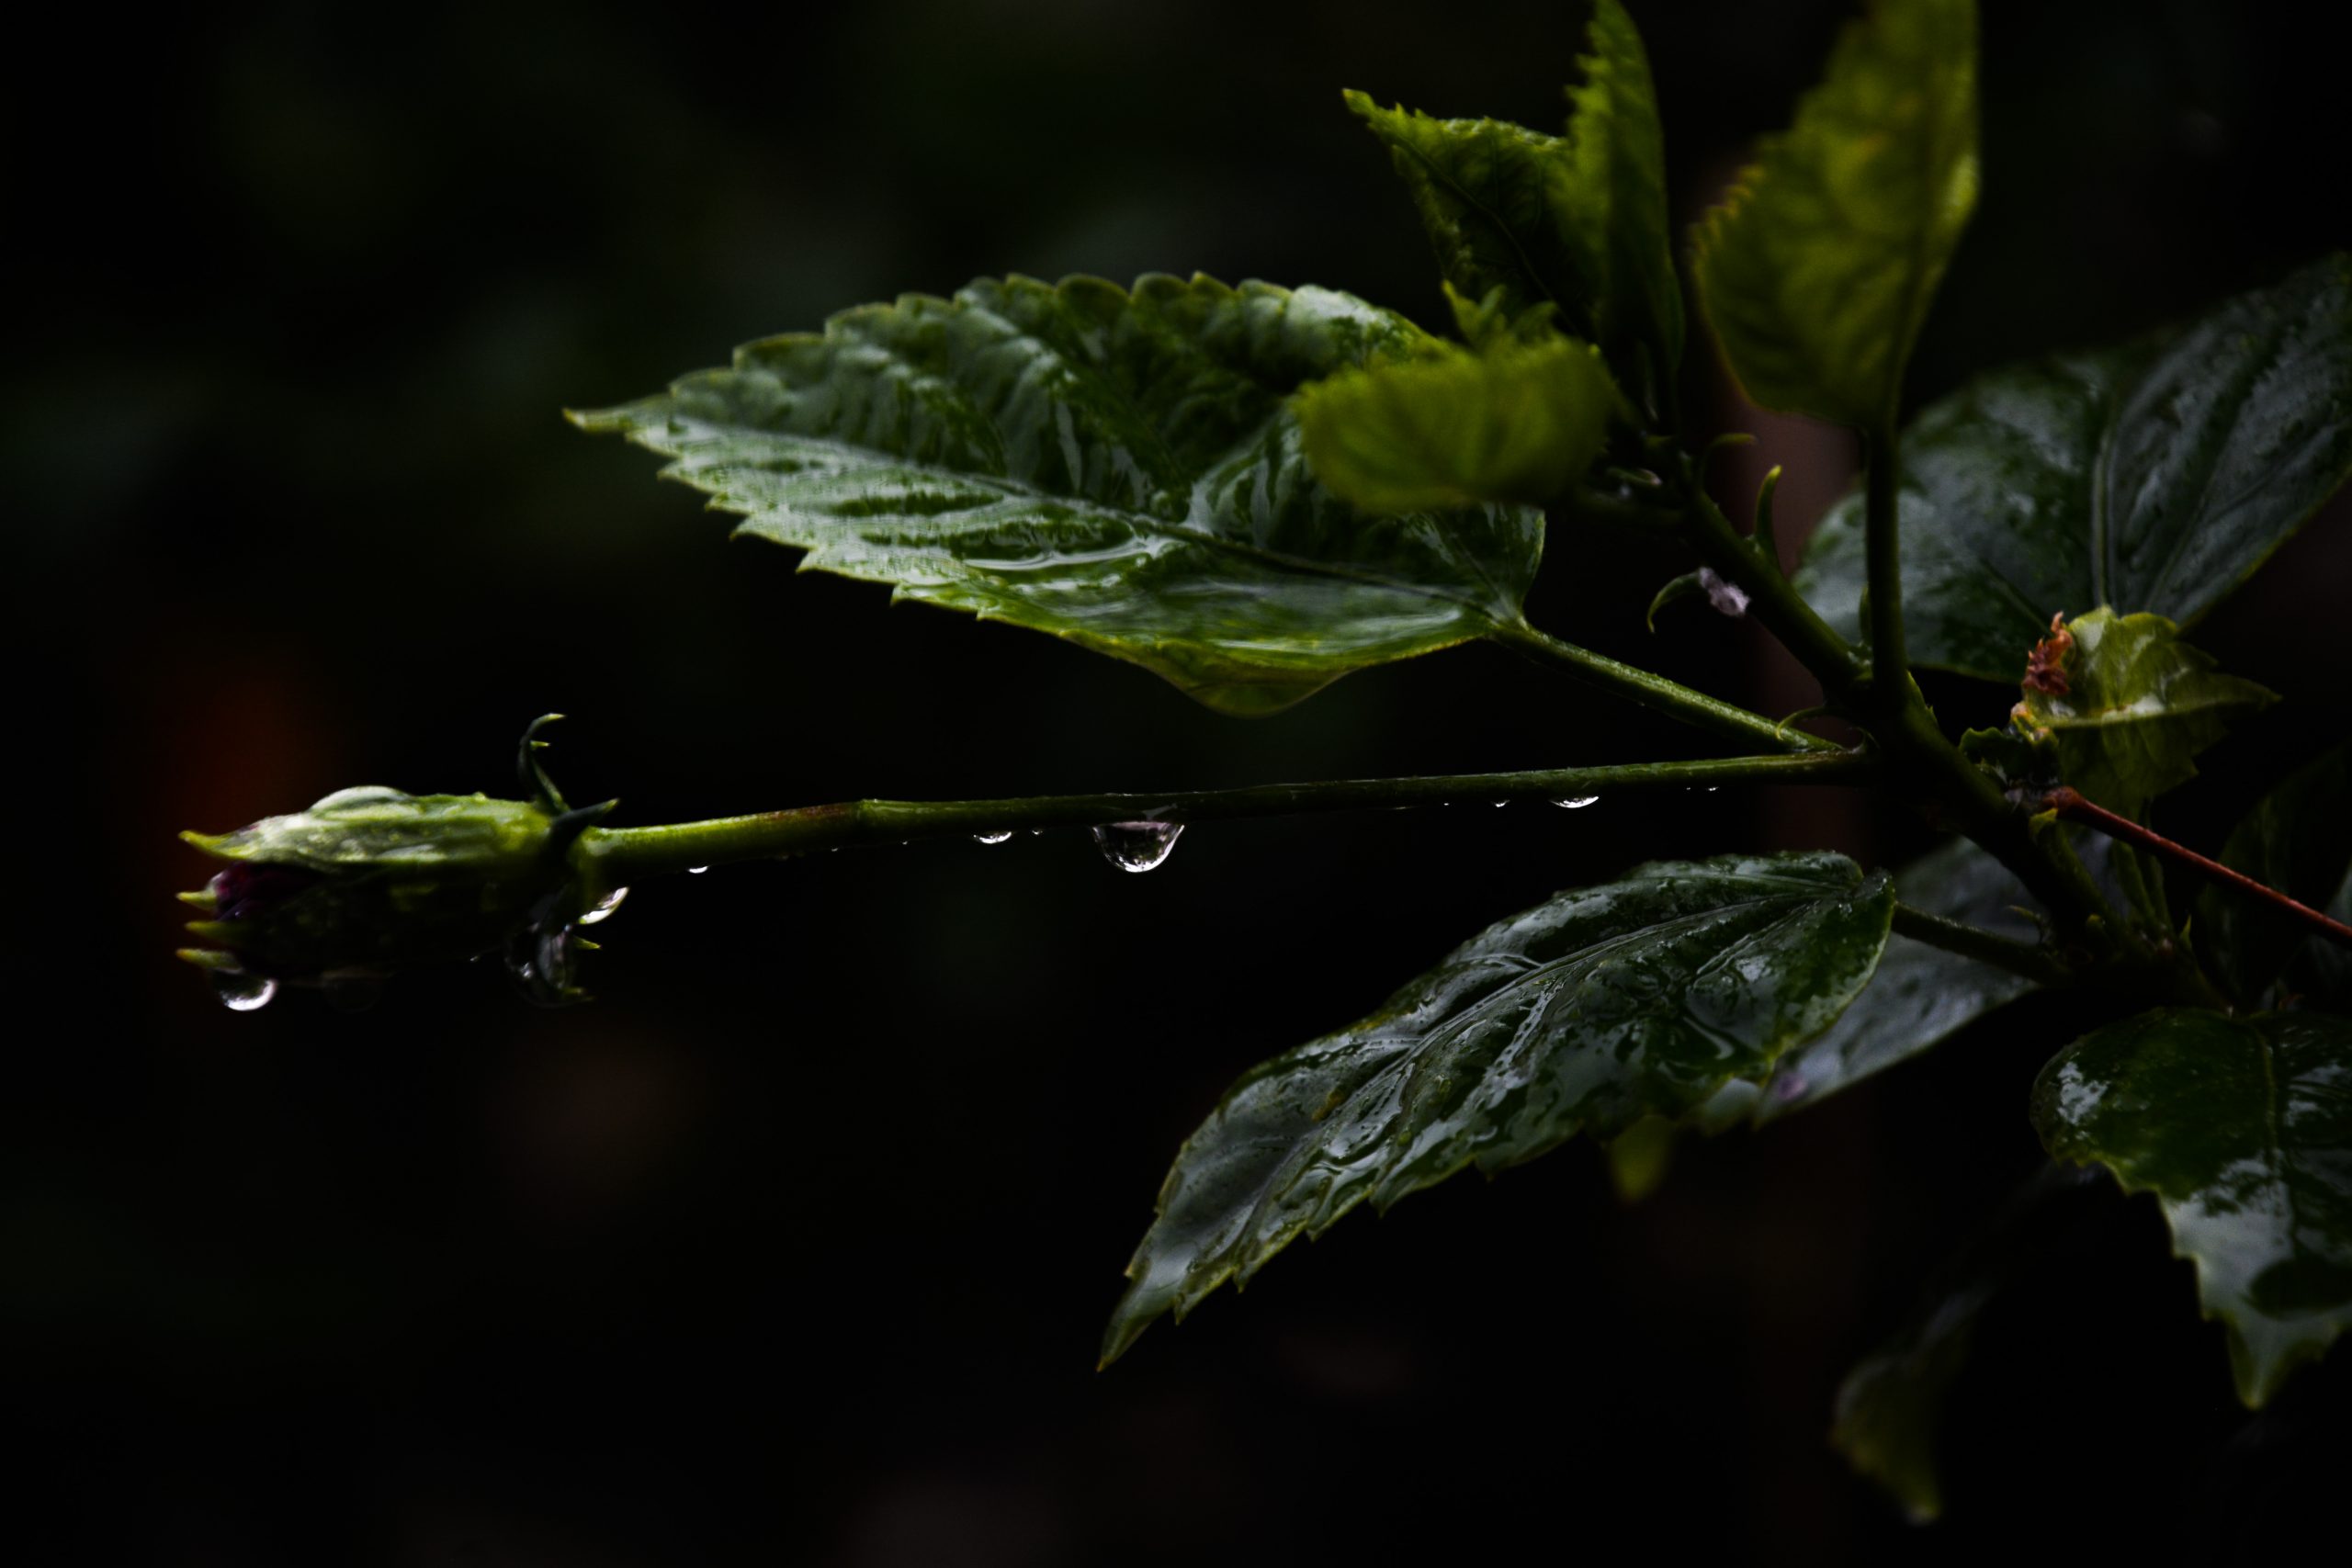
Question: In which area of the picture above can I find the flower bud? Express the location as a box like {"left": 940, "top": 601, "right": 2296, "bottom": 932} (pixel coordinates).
{"left": 178, "top": 784, "right": 594, "bottom": 1001}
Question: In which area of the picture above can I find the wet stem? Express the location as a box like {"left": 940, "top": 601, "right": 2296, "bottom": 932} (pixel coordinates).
{"left": 575, "top": 751, "right": 1877, "bottom": 886}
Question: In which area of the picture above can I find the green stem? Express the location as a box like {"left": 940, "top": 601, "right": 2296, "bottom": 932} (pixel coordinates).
{"left": 1862, "top": 423, "right": 1908, "bottom": 694}
{"left": 1490, "top": 620, "right": 1842, "bottom": 754}
{"left": 577, "top": 750, "right": 1876, "bottom": 885}
{"left": 1891, "top": 903, "right": 2069, "bottom": 987}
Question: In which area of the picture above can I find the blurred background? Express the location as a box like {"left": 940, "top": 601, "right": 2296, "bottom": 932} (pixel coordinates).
{"left": 9, "top": 0, "right": 2347, "bottom": 1561}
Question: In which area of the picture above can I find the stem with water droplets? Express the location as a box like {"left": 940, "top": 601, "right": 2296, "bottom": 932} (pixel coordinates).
{"left": 575, "top": 750, "right": 1876, "bottom": 886}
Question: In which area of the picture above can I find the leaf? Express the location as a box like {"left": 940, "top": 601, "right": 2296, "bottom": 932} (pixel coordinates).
{"left": 1343, "top": 0, "right": 1682, "bottom": 414}
{"left": 571, "top": 274, "right": 1543, "bottom": 716}
{"left": 1751, "top": 837, "right": 2048, "bottom": 1122}
{"left": 1690, "top": 0, "right": 1978, "bottom": 427}
{"left": 1295, "top": 335, "right": 1621, "bottom": 510}
{"left": 2033, "top": 1008, "right": 2352, "bottom": 1405}
{"left": 2013, "top": 610, "right": 2274, "bottom": 819}
{"left": 1831, "top": 1164, "right": 2108, "bottom": 1521}
{"left": 2197, "top": 742, "right": 2352, "bottom": 1010}
{"left": 1102, "top": 852, "right": 1894, "bottom": 1363}
{"left": 1794, "top": 255, "right": 2352, "bottom": 680}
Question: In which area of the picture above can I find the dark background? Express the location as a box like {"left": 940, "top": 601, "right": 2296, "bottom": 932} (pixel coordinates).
{"left": 10, "top": 0, "right": 2348, "bottom": 1562}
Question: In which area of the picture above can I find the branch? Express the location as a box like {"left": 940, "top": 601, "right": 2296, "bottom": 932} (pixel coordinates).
{"left": 1862, "top": 423, "right": 1909, "bottom": 696}
{"left": 1890, "top": 903, "right": 2069, "bottom": 986}
{"left": 1491, "top": 619, "right": 1842, "bottom": 753}
{"left": 579, "top": 750, "right": 1876, "bottom": 884}
{"left": 2042, "top": 788, "right": 2352, "bottom": 952}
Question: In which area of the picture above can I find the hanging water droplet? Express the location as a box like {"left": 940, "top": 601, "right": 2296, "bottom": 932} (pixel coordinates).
{"left": 576, "top": 886, "right": 629, "bottom": 926}
{"left": 1553, "top": 795, "right": 1600, "bottom": 809}
{"left": 212, "top": 969, "right": 277, "bottom": 1012}
{"left": 1091, "top": 820, "right": 1183, "bottom": 874}
{"left": 972, "top": 830, "right": 1014, "bottom": 845}
{"left": 687, "top": 865, "right": 708, "bottom": 875}
{"left": 505, "top": 919, "right": 579, "bottom": 1007}
{"left": 1492, "top": 800, "right": 1509, "bottom": 808}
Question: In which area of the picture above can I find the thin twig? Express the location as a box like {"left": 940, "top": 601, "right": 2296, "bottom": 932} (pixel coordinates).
{"left": 2042, "top": 787, "right": 2352, "bottom": 951}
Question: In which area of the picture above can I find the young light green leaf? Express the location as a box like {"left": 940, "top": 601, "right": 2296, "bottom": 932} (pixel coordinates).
{"left": 1690, "top": 0, "right": 1978, "bottom": 427}
{"left": 571, "top": 274, "right": 1542, "bottom": 716}
{"left": 2195, "top": 742, "right": 2352, "bottom": 1010}
{"left": 1795, "top": 255, "right": 2352, "bottom": 680}
{"left": 2033, "top": 1009, "right": 2352, "bottom": 1406}
{"left": 1751, "top": 837, "right": 2052, "bottom": 1122}
{"left": 2014, "top": 610, "right": 2274, "bottom": 819}
{"left": 1343, "top": 1, "right": 1681, "bottom": 415}
{"left": 1102, "top": 852, "right": 1894, "bottom": 1363}
{"left": 1295, "top": 335, "right": 1620, "bottom": 511}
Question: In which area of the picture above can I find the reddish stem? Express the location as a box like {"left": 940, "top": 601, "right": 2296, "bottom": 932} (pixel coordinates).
{"left": 2042, "top": 788, "right": 2352, "bottom": 951}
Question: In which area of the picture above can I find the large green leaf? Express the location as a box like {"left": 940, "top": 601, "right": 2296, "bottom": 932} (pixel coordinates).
{"left": 571, "top": 274, "right": 1543, "bottom": 716}
{"left": 2033, "top": 1008, "right": 2352, "bottom": 1405}
{"left": 1690, "top": 0, "right": 1978, "bottom": 427}
{"left": 1748, "top": 838, "right": 2044, "bottom": 1122}
{"left": 2198, "top": 742, "right": 2352, "bottom": 1010}
{"left": 1343, "top": 0, "right": 1682, "bottom": 414}
{"left": 1795, "top": 255, "right": 2352, "bottom": 680}
{"left": 1295, "top": 334, "right": 1621, "bottom": 510}
{"left": 1102, "top": 852, "right": 1894, "bottom": 1362}
{"left": 2013, "top": 610, "right": 2273, "bottom": 819}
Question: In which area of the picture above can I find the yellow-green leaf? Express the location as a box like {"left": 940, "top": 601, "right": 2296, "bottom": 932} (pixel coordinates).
{"left": 1295, "top": 336, "right": 1621, "bottom": 511}
{"left": 1690, "top": 0, "right": 1979, "bottom": 427}
{"left": 2014, "top": 609, "right": 2275, "bottom": 819}
{"left": 1343, "top": 0, "right": 1682, "bottom": 416}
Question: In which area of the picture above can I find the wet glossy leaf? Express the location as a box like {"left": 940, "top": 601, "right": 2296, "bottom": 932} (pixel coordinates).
{"left": 1343, "top": 0, "right": 1681, "bottom": 414}
{"left": 1102, "top": 852, "right": 1894, "bottom": 1362}
{"left": 1690, "top": 0, "right": 1978, "bottom": 427}
{"left": 1751, "top": 837, "right": 2048, "bottom": 1122}
{"left": 1295, "top": 335, "right": 1620, "bottom": 510}
{"left": 2198, "top": 742, "right": 2352, "bottom": 1010}
{"left": 572, "top": 274, "right": 1542, "bottom": 716}
{"left": 1832, "top": 1165, "right": 2108, "bottom": 1520}
{"left": 2013, "top": 610, "right": 2274, "bottom": 818}
{"left": 2033, "top": 1008, "right": 2352, "bottom": 1405}
{"left": 1796, "top": 255, "right": 2352, "bottom": 679}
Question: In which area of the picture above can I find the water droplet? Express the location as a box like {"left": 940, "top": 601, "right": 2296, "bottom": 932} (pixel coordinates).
{"left": 1554, "top": 795, "right": 1600, "bottom": 809}
{"left": 1091, "top": 820, "right": 1183, "bottom": 874}
{"left": 972, "top": 830, "right": 1014, "bottom": 845}
{"left": 688, "top": 865, "right": 708, "bottom": 874}
{"left": 576, "top": 886, "right": 629, "bottom": 926}
{"left": 212, "top": 969, "right": 277, "bottom": 1012}
{"left": 505, "top": 919, "right": 580, "bottom": 1006}
{"left": 1492, "top": 800, "right": 1508, "bottom": 808}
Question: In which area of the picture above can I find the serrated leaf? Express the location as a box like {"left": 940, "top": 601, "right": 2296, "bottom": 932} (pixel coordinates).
{"left": 1295, "top": 334, "right": 1620, "bottom": 510}
{"left": 1754, "top": 837, "right": 2048, "bottom": 1122}
{"left": 2033, "top": 1008, "right": 2352, "bottom": 1405}
{"left": 1690, "top": 0, "right": 1978, "bottom": 427}
{"left": 1795, "top": 256, "right": 2352, "bottom": 680}
{"left": 572, "top": 273, "right": 1544, "bottom": 716}
{"left": 2197, "top": 742, "right": 2352, "bottom": 1010}
{"left": 1343, "top": 0, "right": 1681, "bottom": 415}
{"left": 2014, "top": 610, "right": 2274, "bottom": 819}
{"left": 1102, "top": 852, "right": 1894, "bottom": 1363}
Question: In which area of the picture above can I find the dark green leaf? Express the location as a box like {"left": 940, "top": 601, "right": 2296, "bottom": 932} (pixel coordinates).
{"left": 571, "top": 274, "right": 1542, "bottom": 716}
{"left": 2033, "top": 1008, "right": 2352, "bottom": 1405}
{"left": 1102, "top": 852, "right": 1894, "bottom": 1362}
{"left": 2198, "top": 742, "right": 2352, "bottom": 1010}
{"left": 1831, "top": 1165, "right": 2107, "bottom": 1521}
{"left": 1343, "top": 0, "right": 1681, "bottom": 413}
{"left": 1752, "top": 838, "right": 2046, "bottom": 1122}
{"left": 1295, "top": 334, "right": 1620, "bottom": 510}
{"left": 1795, "top": 255, "right": 2352, "bottom": 680}
{"left": 2013, "top": 610, "right": 2274, "bottom": 818}
{"left": 1690, "top": 0, "right": 1978, "bottom": 427}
